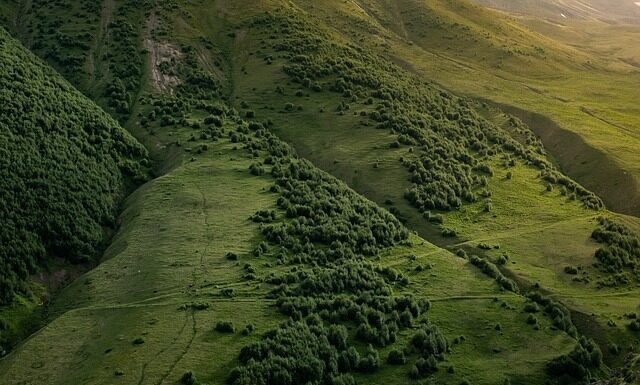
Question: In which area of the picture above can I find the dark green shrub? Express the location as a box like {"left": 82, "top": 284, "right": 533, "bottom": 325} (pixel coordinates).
{"left": 413, "top": 356, "right": 438, "bottom": 378}
{"left": 609, "top": 342, "right": 621, "bottom": 355}
{"left": 441, "top": 228, "right": 457, "bottom": 238}
{"left": 215, "top": 321, "right": 235, "bottom": 333}
{"left": 226, "top": 252, "right": 238, "bottom": 260}
{"left": 387, "top": 349, "right": 406, "bottom": 365}
{"left": 204, "top": 115, "right": 223, "bottom": 127}
{"left": 181, "top": 371, "right": 198, "bottom": 385}
{"left": 242, "top": 324, "right": 255, "bottom": 336}
{"left": 249, "top": 163, "right": 265, "bottom": 176}
{"left": 357, "top": 345, "right": 379, "bottom": 373}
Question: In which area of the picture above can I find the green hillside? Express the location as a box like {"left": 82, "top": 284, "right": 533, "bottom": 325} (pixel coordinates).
{"left": 0, "top": 25, "right": 148, "bottom": 349}
{"left": 356, "top": 0, "right": 640, "bottom": 217}
{"left": 1, "top": 0, "right": 639, "bottom": 384}
{"left": 0, "top": 47, "right": 578, "bottom": 384}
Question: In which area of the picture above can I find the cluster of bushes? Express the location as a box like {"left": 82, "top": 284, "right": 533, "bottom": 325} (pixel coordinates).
{"left": 251, "top": 210, "right": 277, "bottom": 223}
{"left": 259, "top": 157, "right": 408, "bottom": 260}
{"left": 141, "top": 96, "right": 192, "bottom": 129}
{"left": 274, "top": 287, "right": 428, "bottom": 348}
{"left": 0, "top": 28, "right": 148, "bottom": 304}
{"left": 230, "top": 319, "right": 364, "bottom": 385}
{"left": 230, "top": 314, "right": 447, "bottom": 385}
{"left": 591, "top": 217, "right": 640, "bottom": 276}
{"left": 547, "top": 337, "right": 602, "bottom": 383}
{"left": 175, "top": 45, "right": 222, "bottom": 101}
{"left": 248, "top": 11, "right": 603, "bottom": 215}
{"left": 596, "top": 272, "right": 631, "bottom": 289}
{"left": 469, "top": 256, "right": 518, "bottom": 292}
{"left": 527, "top": 292, "right": 577, "bottom": 337}
{"left": 272, "top": 262, "right": 391, "bottom": 297}
{"left": 407, "top": 324, "right": 449, "bottom": 378}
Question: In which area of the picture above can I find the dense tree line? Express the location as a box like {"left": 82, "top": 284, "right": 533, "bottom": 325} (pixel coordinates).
{"left": 261, "top": 158, "right": 409, "bottom": 260}
{"left": 0, "top": 28, "right": 148, "bottom": 304}
{"left": 229, "top": 319, "right": 359, "bottom": 385}
{"left": 248, "top": 12, "right": 603, "bottom": 214}
{"left": 527, "top": 292, "right": 577, "bottom": 337}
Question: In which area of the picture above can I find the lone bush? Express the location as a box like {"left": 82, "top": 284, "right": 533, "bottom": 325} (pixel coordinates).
{"left": 387, "top": 349, "right": 406, "bottom": 365}
{"left": 215, "top": 321, "right": 235, "bottom": 333}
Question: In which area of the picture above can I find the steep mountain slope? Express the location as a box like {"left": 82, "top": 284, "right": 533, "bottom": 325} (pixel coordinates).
{"left": 0, "top": 26, "right": 148, "bottom": 349}
{"left": 0, "top": 36, "right": 577, "bottom": 384}
{"left": 1, "top": 1, "right": 640, "bottom": 384}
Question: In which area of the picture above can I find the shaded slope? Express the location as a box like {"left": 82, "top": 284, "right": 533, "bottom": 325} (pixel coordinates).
{"left": 486, "top": 101, "right": 640, "bottom": 217}
{"left": 0, "top": 27, "right": 147, "bottom": 305}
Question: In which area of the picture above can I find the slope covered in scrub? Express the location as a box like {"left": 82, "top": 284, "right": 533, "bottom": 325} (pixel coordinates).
{"left": 1, "top": 0, "right": 639, "bottom": 384}
{"left": 0, "top": 70, "right": 577, "bottom": 385}
{"left": 0, "top": 26, "right": 148, "bottom": 305}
